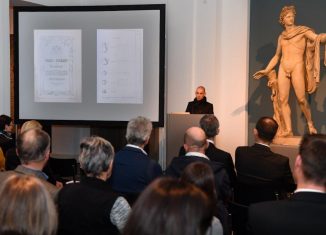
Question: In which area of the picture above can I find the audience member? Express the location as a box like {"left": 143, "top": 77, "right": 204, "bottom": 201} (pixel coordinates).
{"left": 186, "top": 86, "right": 214, "bottom": 114}
{"left": 181, "top": 162, "right": 227, "bottom": 235}
{"left": 0, "top": 114, "right": 15, "bottom": 154}
{"left": 58, "top": 136, "right": 131, "bottom": 235}
{"left": 179, "top": 114, "right": 236, "bottom": 187}
{"left": 5, "top": 120, "right": 62, "bottom": 188}
{"left": 5, "top": 120, "right": 41, "bottom": 171}
{"left": 108, "top": 116, "right": 162, "bottom": 198}
{"left": 235, "top": 117, "right": 295, "bottom": 205}
{"left": 248, "top": 134, "right": 326, "bottom": 235}
{"left": 166, "top": 126, "right": 232, "bottom": 202}
{"left": 0, "top": 174, "right": 57, "bottom": 235}
{"left": 123, "top": 177, "right": 213, "bottom": 235}
{"left": 0, "top": 128, "right": 59, "bottom": 199}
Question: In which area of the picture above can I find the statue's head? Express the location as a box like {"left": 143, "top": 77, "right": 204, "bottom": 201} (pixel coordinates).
{"left": 279, "top": 5, "right": 296, "bottom": 26}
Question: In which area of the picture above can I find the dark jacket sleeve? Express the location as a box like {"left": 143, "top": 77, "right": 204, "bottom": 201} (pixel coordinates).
{"left": 208, "top": 103, "right": 214, "bottom": 114}
{"left": 185, "top": 102, "right": 191, "bottom": 113}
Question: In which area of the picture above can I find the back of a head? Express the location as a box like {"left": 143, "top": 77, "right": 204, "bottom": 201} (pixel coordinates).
{"left": 16, "top": 128, "right": 50, "bottom": 164}
{"left": 0, "top": 114, "right": 12, "bottom": 131}
{"left": 21, "top": 120, "right": 43, "bottom": 133}
{"left": 126, "top": 116, "right": 152, "bottom": 146}
{"left": 181, "top": 162, "right": 217, "bottom": 203}
{"left": 0, "top": 175, "right": 57, "bottom": 235}
{"left": 299, "top": 134, "right": 326, "bottom": 187}
{"left": 123, "top": 177, "right": 213, "bottom": 235}
{"left": 255, "top": 117, "right": 278, "bottom": 142}
{"left": 184, "top": 127, "right": 207, "bottom": 151}
{"left": 200, "top": 114, "right": 219, "bottom": 138}
{"left": 79, "top": 136, "right": 115, "bottom": 178}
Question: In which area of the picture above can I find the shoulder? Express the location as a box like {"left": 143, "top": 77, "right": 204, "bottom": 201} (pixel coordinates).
{"left": 270, "top": 151, "right": 289, "bottom": 163}
{"left": 235, "top": 146, "right": 250, "bottom": 154}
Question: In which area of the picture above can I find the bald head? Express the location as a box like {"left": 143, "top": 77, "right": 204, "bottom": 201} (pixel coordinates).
{"left": 195, "top": 86, "right": 206, "bottom": 101}
{"left": 184, "top": 127, "right": 207, "bottom": 153}
{"left": 16, "top": 128, "right": 50, "bottom": 164}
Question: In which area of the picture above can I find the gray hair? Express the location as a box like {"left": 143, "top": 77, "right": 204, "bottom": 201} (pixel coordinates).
{"left": 126, "top": 116, "right": 152, "bottom": 146}
{"left": 16, "top": 129, "right": 50, "bottom": 164}
{"left": 79, "top": 136, "right": 115, "bottom": 177}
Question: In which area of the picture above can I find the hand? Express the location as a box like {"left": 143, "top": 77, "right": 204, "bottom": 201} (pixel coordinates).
{"left": 56, "top": 181, "right": 64, "bottom": 189}
{"left": 253, "top": 70, "right": 268, "bottom": 80}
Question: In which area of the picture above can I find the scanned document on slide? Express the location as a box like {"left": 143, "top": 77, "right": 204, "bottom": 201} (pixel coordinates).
{"left": 97, "top": 29, "right": 143, "bottom": 104}
{"left": 34, "top": 30, "right": 82, "bottom": 103}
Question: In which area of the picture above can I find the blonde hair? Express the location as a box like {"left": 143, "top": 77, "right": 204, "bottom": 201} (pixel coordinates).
{"left": 21, "top": 120, "right": 43, "bottom": 133}
{"left": 0, "top": 175, "right": 57, "bottom": 235}
{"left": 279, "top": 5, "right": 296, "bottom": 26}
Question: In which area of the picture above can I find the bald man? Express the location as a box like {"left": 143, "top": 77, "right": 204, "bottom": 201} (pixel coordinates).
{"left": 166, "top": 127, "right": 231, "bottom": 202}
{"left": 185, "top": 86, "right": 214, "bottom": 114}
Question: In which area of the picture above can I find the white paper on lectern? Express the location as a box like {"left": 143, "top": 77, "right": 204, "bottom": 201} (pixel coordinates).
{"left": 97, "top": 29, "right": 143, "bottom": 104}
{"left": 34, "top": 30, "right": 82, "bottom": 103}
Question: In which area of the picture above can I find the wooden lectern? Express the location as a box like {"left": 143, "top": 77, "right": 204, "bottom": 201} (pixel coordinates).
{"left": 166, "top": 113, "right": 204, "bottom": 166}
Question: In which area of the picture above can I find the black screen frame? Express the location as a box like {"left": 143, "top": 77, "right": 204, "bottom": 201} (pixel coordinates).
{"left": 14, "top": 4, "right": 166, "bottom": 127}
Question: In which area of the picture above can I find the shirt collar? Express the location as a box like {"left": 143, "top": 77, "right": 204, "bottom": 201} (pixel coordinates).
{"left": 126, "top": 144, "right": 148, "bottom": 155}
{"left": 294, "top": 188, "right": 325, "bottom": 194}
{"left": 185, "top": 151, "right": 209, "bottom": 160}
{"left": 255, "top": 142, "right": 270, "bottom": 148}
{"left": 15, "top": 165, "right": 49, "bottom": 180}
{"left": 207, "top": 139, "right": 214, "bottom": 144}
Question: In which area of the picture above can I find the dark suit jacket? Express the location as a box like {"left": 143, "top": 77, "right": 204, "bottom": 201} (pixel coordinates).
{"left": 0, "top": 165, "right": 59, "bottom": 200}
{"left": 235, "top": 143, "right": 295, "bottom": 204}
{"left": 185, "top": 97, "right": 214, "bottom": 114}
{"left": 166, "top": 154, "right": 232, "bottom": 202}
{"left": 108, "top": 146, "right": 163, "bottom": 194}
{"left": 248, "top": 192, "right": 326, "bottom": 235}
{"left": 179, "top": 142, "right": 236, "bottom": 187}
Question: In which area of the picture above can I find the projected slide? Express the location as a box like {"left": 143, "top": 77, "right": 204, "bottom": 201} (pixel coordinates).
{"left": 97, "top": 29, "right": 143, "bottom": 104}
{"left": 34, "top": 29, "right": 82, "bottom": 103}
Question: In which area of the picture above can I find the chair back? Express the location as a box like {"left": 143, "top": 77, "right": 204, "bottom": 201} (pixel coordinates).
{"left": 234, "top": 172, "right": 282, "bottom": 206}
{"left": 49, "top": 157, "right": 77, "bottom": 183}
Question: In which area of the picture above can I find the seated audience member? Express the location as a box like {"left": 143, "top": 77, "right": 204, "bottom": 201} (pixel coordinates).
{"left": 248, "top": 134, "right": 326, "bottom": 235}
{"left": 181, "top": 162, "right": 227, "bottom": 235}
{"left": 0, "top": 174, "right": 57, "bottom": 235}
{"left": 123, "top": 177, "right": 214, "bottom": 235}
{"left": 58, "top": 136, "right": 131, "bottom": 235}
{"left": 0, "top": 114, "right": 15, "bottom": 155}
{"left": 235, "top": 116, "right": 295, "bottom": 205}
{"left": 179, "top": 114, "right": 236, "bottom": 187}
{"left": 166, "top": 126, "right": 232, "bottom": 203}
{"left": 5, "top": 120, "right": 62, "bottom": 188}
{"left": 186, "top": 86, "right": 214, "bottom": 114}
{"left": 108, "top": 116, "right": 162, "bottom": 198}
{"left": 0, "top": 128, "right": 59, "bottom": 199}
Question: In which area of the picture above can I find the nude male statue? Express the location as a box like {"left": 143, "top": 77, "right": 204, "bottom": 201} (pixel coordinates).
{"left": 253, "top": 5, "right": 326, "bottom": 137}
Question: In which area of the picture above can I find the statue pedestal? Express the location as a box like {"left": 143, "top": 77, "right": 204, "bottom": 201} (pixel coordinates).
{"left": 270, "top": 136, "right": 302, "bottom": 173}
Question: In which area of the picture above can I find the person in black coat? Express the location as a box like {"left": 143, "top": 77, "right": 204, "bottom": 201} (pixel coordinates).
{"left": 179, "top": 114, "right": 236, "bottom": 188}
{"left": 166, "top": 126, "right": 232, "bottom": 203}
{"left": 186, "top": 86, "right": 214, "bottom": 114}
{"left": 0, "top": 114, "right": 15, "bottom": 155}
{"left": 248, "top": 134, "right": 326, "bottom": 235}
{"left": 235, "top": 117, "right": 295, "bottom": 205}
{"left": 58, "top": 136, "right": 131, "bottom": 235}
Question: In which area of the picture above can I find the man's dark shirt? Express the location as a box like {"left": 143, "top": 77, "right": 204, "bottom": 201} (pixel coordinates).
{"left": 186, "top": 97, "right": 214, "bottom": 114}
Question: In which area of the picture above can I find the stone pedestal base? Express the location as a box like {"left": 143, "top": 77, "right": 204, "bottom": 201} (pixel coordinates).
{"left": 273, "top": 136, "right": 302, "bottom": 146}
{"left": 270, "top": 136, "right": 302, "bottom": 174}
